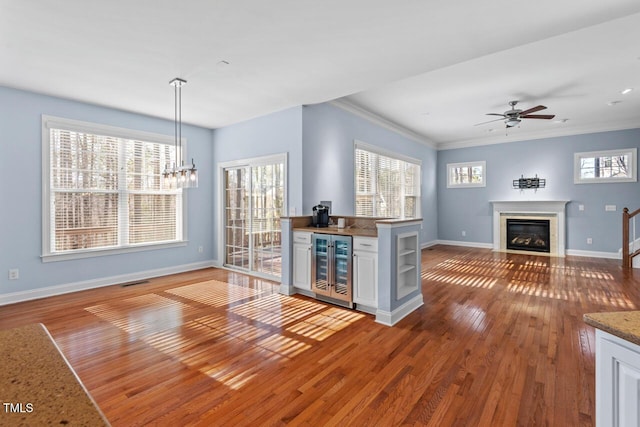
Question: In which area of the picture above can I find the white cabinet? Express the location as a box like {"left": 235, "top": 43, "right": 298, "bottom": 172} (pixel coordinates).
{"left": 292, "top": 232, "right": 312, "bottom": 290}
{"left": 353, "top": 237, "right": 378, "bottom": 309}
{"left": 596, "top": 329, "right": 640, "bottom": 427}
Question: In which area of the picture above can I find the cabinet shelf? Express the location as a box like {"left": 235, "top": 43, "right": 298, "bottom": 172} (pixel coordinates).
{"left": 398, "top": 249, "right": 415, "bottom": 257}
{"left": 396, "top": 232, "right": 419, "bottom": 300}
{"left": 398, "top": 264, "right": 415, "bottom": 274}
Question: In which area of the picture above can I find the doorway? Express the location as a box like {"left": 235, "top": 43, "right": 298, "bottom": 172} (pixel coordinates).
{"left": 222, "top": 154, "right": 286, "bottom": 279}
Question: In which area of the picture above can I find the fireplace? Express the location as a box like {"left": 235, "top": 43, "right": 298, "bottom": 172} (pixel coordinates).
{"left": 491, "top": 200, "right": 569, "bottom": 257}
{"left": 506, "top": 218, "right": 550, "bottom": 253}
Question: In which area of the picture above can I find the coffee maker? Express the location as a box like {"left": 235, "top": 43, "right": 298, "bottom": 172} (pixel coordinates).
{"left": 312, "top": 204, "right": 330, "bottom": 227}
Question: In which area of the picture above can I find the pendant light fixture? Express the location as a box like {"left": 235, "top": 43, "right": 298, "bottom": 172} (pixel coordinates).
{"left": 163, "top": 77, "right": 198, "bottom": 189}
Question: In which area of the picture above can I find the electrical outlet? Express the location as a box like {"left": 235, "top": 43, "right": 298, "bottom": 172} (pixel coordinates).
{"left": 461, "top": 230, "right": 466, "bottom": 237}
{"left": 198, "top": 246, "right": 203, "bottom": 253}
{"left": 8, "top": 269, "right": 19, "bottom": 280}
{"left": 605, "top": 205, "right": 617, "bottom": 212}
{"left": 578, "top": 204, "right": 584, "bottom": 211}
{"left": 587, "top": 238, "right": 593, "bottom": 245}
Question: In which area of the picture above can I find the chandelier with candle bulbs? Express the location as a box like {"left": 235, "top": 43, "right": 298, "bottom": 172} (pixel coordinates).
{"left": 163, "top": 77, "right": 198, "bottom": 189}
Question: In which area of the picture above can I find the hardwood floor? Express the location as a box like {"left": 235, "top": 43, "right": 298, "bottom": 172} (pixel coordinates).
{"left": 2, "top": 245, "right": 639, "bottom": 426}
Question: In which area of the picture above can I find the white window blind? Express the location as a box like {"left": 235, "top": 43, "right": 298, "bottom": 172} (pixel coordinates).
{"left": 355, "top": 142, "right": 421, "bottom": 219}
{"left": 43, "top": 116, "right": 183, "bottom": 260}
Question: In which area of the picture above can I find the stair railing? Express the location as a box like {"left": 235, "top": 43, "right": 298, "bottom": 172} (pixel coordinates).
{"left": 622, "top": 207, "right": 640, "bottom": 268}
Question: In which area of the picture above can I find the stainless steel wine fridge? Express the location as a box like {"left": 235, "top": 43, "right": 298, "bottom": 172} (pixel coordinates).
{"left": 311, "top": 234, "right": 352, "bottom": 306}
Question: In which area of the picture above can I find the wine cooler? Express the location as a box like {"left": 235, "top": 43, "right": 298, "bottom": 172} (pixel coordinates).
{"left": 311, "top": 234, "right": 352, "bottom": 305}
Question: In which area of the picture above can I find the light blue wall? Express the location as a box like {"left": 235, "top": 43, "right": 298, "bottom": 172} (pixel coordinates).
{"left": 0, "top": 86, "right": 213, "bottom": 295}
{"left": 301, "top": 103, "right": 439, "bottom": 245}
{"left": 437, "top": 128, "right": 640, "bottom": 253}
{"left": 211, "top": 106, "right": 303, "bottom": 263}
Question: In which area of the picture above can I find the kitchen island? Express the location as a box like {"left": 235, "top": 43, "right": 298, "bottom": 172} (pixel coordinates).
{"left": 584, "top": 311, "right": 640, "bottom": 427}
{"left": 280, "top": 215, "right": 424, "bottom": 326}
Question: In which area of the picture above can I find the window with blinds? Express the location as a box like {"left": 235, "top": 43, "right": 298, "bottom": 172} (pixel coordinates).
{"left": 355, "top": 142, "right": 421, "bottom": 219}
{"left": 42, "top": 116, "right": 182, "bottom": 259}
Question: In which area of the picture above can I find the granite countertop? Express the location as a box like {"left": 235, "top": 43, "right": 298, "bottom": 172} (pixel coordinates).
{"left": 583, "top": 311, "right": 640, "bottom": 346}
{"left": 294, "top": 226, "right": 378, "bottom": 238}
{"left": 0, "top": 323, "right": 110, "bottom": 426}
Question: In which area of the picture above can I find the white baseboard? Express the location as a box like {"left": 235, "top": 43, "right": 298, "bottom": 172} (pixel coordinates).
{"left": 0, "top": 261, "right": 215, "bottom": 306}
{"left": 435, "top": 240, "right": 494, "bottom": 249}
{"left": 279, "top": 284, "right": 296, "bottom": 295}
{"left": 420, "top": 240, "right": 439, "bottom": 249}
{"left": 566, "top": 249, "right": 620, "bottom": 259}
{"left": 375, "top": 293, "right": 424, "bottom": 326}
{"left": 431, "top": 240, "right": 622, "bottom": 260}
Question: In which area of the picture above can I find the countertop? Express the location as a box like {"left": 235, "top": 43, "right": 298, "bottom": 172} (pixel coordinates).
{"left": 583, "top": 311, "right": 640, "bottom": 346}
{"left": 0, "top": 323, "right": 110, "bottom": 426}
{"left": 294, "top": 226, "right": 378, "bottom": 238}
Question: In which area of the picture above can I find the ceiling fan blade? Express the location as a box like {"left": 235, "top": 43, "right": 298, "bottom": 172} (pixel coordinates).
{"left": 474, "top": 117, "right": 505, "bottom": 126}
{"left": 521, "top": 114, "right": 555, "bottom": 120}
{"left": 486, "top": 113, "right": 506, "bottom": 117}
{"left": 519, "top": 105, "right": 547, "bottom": 115}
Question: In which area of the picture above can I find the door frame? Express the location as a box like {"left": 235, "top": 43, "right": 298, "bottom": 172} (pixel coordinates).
{"left": 217, "top": 152, "right": 288, "bottom": 280}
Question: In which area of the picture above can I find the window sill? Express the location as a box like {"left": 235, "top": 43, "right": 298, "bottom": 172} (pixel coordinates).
{"left": 41, "top": 241, "right": 188, "bottom": 263}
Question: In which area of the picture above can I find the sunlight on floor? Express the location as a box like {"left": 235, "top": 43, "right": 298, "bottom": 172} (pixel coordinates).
{"left": 165, "top": 280, "right": 264, "bottom": 306}
{"left": 86, "top": 281, "right": 366, "bottom": 391}
{"left": 85, "top": 294, "right": 197, "bottom": 336}
{"left": 427, "top": 256, "right": 637, "bottom": 309}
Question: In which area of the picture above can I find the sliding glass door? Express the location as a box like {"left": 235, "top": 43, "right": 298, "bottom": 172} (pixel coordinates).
{"left": 223, "top": 155, "right": 286, "bottom": 279}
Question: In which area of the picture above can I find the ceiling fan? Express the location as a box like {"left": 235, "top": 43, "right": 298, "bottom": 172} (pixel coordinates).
{"left": 476, "top": 100, "right": 555, "bottom": 128}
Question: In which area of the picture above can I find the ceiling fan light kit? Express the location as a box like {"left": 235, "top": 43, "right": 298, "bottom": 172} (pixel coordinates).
{"left": 476, "top": 100, "right": 555, "bottom": 129}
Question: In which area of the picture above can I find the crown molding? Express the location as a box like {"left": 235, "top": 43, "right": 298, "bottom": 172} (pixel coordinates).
{"left": 437, "top": 119, "right": 640, "bottom": 151}
{"left": 328, "top": 99, "right": 437, "bottom": 149}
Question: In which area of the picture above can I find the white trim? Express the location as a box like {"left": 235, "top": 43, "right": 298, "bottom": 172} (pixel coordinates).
{"left": 329, "top": 99, "right": 436, "bottom": 148}
{"left": 435, "top": 240, "right": 494, "bottom": 249}
{"left": 420, "top": 240, "right": 439, "bottom": 249}
{"left": 42, "top": 115, "right": 177, "bottom": 145}
{"left": 430, "top": 241, "right": 621, "bottom": 259}
{"left": 446, "top": 160, "right": 486, "bottom": 188}
{"left": 437, "top": 120, "right": 640, "bottom": 151}
{"left": 566, "top": 249, "right": 620, "bottom": 259}
{"left": 375, "top": 293, "right": 424, "bottom": 326}
{"left": 41, "top": 115, "right": 187, "bottom": 260}
{"left": 354, "top": 140, "right": 422, "bottom": 166}
{"left": 0, "top": 261, "right": 214, "bottom": 306}
{"left": 574, "top": 148, "right": 637, "bottom": 184}
{"left": 217, "top": 152, "right": 288, "bottom": 278}
{"left": 41, "top": 240, "right": 188, "bottom": 262}
{"left": 490, "top": 200, "right": 569, "bottom": 256}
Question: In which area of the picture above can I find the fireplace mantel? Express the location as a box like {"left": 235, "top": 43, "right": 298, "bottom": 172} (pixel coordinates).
{"left": 490, "top": 200, "right": 570, "bottom": 256}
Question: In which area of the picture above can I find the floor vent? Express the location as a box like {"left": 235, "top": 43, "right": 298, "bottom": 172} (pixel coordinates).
{"left": 121, "top": 280, "right": 150, "bottom": 287}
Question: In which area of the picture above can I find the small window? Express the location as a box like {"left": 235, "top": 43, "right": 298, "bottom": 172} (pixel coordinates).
{"left": 447, "top": 161, "right": 486, "bottom": 188}
{"left": 574, "top": 148, "right": 637, "bottom": 184}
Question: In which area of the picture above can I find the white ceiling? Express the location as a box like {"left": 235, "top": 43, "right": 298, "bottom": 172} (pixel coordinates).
{"left": 1, "top": 1, "right": 640, "bottom": 148}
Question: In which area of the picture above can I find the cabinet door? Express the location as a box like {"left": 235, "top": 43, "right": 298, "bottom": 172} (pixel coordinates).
{"left": 292, "top": 243, "right": 311, "bottom": 290}
{"left": 597, "top": 330, "right": 640, "bottom": 427}
{"left": 331, "top": 236, "right": 352, "bottom": 302}
{"left": 353, "top": 250, "right": 377, "bottom": 308}
{"left": 312, "top": 235, "right": 331, "bottom": 296}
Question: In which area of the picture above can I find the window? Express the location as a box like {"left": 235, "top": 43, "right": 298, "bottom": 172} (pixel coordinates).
{"left": 447, "top": 161, "right": 486, "bottom": 188}
{"left": 42, "top": 116, "right": 184, "bottom": 261}
{"left": 354, "top": 141, "right": 421, "bottom": 219}
{"left": 574, "top": 148, "right": 637, "bottom": 184}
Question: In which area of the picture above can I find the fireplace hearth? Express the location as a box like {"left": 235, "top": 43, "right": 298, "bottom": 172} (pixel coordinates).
{"left": 506, "top": 218, "right": 550, "bottom": 253}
